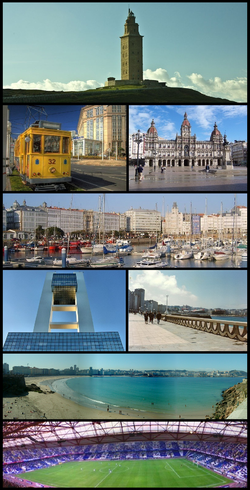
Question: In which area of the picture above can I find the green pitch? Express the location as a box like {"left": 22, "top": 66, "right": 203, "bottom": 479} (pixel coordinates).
{"left": 17, "top": 458, "right": 233, "bottom": 487}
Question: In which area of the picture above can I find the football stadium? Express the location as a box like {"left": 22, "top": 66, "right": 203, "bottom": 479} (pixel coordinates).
{"left": 3, "top": 421, "right": 247, "bottom": 488}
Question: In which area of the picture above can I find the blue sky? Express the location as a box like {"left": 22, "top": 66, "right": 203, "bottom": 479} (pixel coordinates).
{"left": 8, "top": 104, "right": 247, "bottom": 144}
{"left": 3, "top": 193, "right": 247, "bottom": 216}
{"left": 3, "top": 270, "right": 126, "bottom": 347}
{"left": 8, "top": 105, "right": 83, "bottom": 138}
{"left": 129, "top": 105, "right": 247, "bottom": 143}
{"left": 3, "top": 2, "right": 247, "bottom": 101}
{"left": 129, "top": 270, "right": 247, "bottom": 309}
{"left": 3, "top": 353, "right": 247, "bottom": 373}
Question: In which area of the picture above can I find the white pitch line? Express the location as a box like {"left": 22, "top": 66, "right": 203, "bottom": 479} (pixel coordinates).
{"left": 95, "top": 465, "right": 118, "bottom": 488}
{"left": 165, "top": 462, "right": 181, "bottom": 478}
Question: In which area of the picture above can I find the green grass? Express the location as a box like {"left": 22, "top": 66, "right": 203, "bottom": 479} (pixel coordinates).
{"left": 8, "top": 169, "right": 33, "bottom": 191}
{"left": 17, "top": 458, "right": 233, "bottom": 488}
{"left": 3, "top": 87, "right": 235, "bottom": 104}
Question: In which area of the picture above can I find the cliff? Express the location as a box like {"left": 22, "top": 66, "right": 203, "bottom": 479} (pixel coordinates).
{"left": 210, "top": 380, "right": 247, "bottom": 419}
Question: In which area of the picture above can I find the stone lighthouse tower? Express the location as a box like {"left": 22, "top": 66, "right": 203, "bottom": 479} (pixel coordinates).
{"left": 120, "top": 9, "right": 143, "bottom": 82}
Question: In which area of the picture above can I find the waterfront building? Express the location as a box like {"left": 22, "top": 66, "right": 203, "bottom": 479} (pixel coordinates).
{"left": 142, "top": 114, "right": 232, "bottom": 169}
{"left": 125, "top": 207, "right": 162, "bottom": 234}
{"left": 163, "top": 202, "right": 247, "bottom": 236}
{"left": 3, "top": 272, "right": 124, "bottom": 352}
{"left": 3, "top": 200, "right": 247, "bottom": 238}
{"left": 3, "top": 205, "right": 13, "bottom": 231}
{"left": 3, "top": 363, "right": 9, "bottom": 374}
{"left": 4, "top": 200, "right": 48, "bottom": 232}
{"left": 143, "top": 299, "right": 158, "bottom": 312}
{"left": 3, "top": 200, "right": 122, "bottom": 236}
{"left": 77, "top": 105, "right": 127, "bottom": 156}
{"left": 129, "top": 288, "right": 145, "bottom": 311}
{"left": 48, "top": 206, "right": 84, "bottom": 233}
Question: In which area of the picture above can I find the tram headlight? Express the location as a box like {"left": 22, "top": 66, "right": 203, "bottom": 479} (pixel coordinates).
{"left": 49, "top": 167, "right": 56, "bottom": 174}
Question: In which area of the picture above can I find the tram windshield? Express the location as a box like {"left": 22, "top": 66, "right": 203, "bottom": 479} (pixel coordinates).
{"left": 44, "top": 135, "right": 61, "bottom": 153}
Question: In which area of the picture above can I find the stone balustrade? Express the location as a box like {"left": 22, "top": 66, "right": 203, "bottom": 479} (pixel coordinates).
{"left": 163, "top": 315, "right": 247, "bottom": 342}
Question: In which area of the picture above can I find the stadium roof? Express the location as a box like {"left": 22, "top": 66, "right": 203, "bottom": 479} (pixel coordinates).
{"left": 3, "top": 422, "right": 247, "bottom": 449}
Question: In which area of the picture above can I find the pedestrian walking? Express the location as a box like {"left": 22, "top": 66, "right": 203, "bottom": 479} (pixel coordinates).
{"left": 144, "top": 312, "right": 148, "bottom": 324}
{"left": 149, "top": 312, "right": 154, "bottom": 324}
{"left": 156, "top": 312, "right": 162, "bottom": 324}
{"left": 138, "top": 164, "right": 143, "bottom": 181}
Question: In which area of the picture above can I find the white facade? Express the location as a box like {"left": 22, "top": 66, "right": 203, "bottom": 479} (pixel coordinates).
{"left": 141, "top": 113, "right": 231, "bottom": 169}
{"left": 231, "top": 141, "right": 247, "bottom": 165}
{"left": 163, "top": 203, "right": 247, "bottom": 236}
{"left": 125, "top": 208, "right": 161, "bottom": 233}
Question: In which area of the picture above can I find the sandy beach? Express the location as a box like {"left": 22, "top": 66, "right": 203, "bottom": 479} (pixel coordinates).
{"left": 2, "top": 376, "right": 167, "bottom": 420}
{"left": 3, "top": 375, "right": 214, "bottom": 420}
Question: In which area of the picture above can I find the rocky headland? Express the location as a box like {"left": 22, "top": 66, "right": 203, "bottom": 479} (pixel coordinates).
{"left": 210, "top": 380, "right": 247, "bottom": 419}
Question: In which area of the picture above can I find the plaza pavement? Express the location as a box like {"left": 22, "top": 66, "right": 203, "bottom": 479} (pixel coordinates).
{"left": 129, "top": 166, "right": 247, "bottom": 191}
{"left": 227, "top": 398, "right": 247, "bottom": 419}
{"left": 129, "top": 313, "right": 247, "bottom": 352}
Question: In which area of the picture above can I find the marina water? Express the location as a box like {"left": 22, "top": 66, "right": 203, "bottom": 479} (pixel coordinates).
{"left": 50, "top": 376, "right": 245, "bottom": 418}
{"left": 9, "top": 246, "right": 247, "bottom": 269}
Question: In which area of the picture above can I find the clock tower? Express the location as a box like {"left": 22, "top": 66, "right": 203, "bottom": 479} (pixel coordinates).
{"left": 181, "top": 112, "right": 191, "bottom": 138}
{"left": 120, "top": 9, "right": 143, "bottom": 81}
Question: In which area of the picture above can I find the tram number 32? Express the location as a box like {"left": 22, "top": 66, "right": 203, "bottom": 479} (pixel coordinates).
{"left": 48, "top": 159, "right": 56, "bottom": 165}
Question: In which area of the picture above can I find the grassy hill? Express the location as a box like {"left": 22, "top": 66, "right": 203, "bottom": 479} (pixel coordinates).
{"left": 3, "top": 85, "right": 236, "bottom": 104}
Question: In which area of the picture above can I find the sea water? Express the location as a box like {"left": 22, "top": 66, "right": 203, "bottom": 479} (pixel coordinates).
{"left": 211, "top": 316, "right": 247, "bottom": 323}
{"left": 51, "top": 376, "right": 245, "bottom": 418}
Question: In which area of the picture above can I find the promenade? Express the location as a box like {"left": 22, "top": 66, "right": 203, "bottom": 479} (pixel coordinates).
{"left": 129, "top": 313, "right": 247, "bottom": 351}
{"left": 226, "top": 398, "right": 247, "bottom": 419}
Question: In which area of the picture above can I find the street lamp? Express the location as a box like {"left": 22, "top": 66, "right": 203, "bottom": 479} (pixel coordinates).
{"left": 133, "top": 129, "right": 143, "bottom": 178}
{"left": 166, "top": 295, "right": 169, "bottom": 314}
{"left": 101, "top": 106, "right": 109, "bottom": 161}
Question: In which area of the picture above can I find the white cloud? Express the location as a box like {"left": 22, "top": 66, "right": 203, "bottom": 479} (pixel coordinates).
{"left": 160, "top": 121, "right": 176, "bottom": 139}
{"left": 143, "top": 68, "right": 183, "bottom": 87}
{"left": 130, "top": 271, "right": 197, "bottom": 306}
{"left": 129, "top": 106, "right": 157, "bottom": 135}
{"left": 129, "top": 105, "right": 177, "bottom": 138}
{"left": 143, "top": 68, "right": 247, "bottom": 102}
{"left": 186, "top": 73, "right": 247, "bottom": 103}
{"left": 3, "top": 79, "right": 103, "bottom": 91}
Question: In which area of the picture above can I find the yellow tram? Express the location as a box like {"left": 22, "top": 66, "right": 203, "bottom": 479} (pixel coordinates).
{"left": 14, "top": 121, "right": 72, "bottom": 188}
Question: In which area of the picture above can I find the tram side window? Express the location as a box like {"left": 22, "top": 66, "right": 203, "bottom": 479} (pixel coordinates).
{"left": 62, "top": 137, "right": 69, "bottom": 154}
{"left": 33, "top": 135, "right": 42, "bottom": 153}
{"left": 44, "top": 135, "right": 60, "bottom": 153}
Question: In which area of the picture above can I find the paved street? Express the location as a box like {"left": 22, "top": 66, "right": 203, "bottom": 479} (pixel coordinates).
{"left": 129, "top": 166, "right": 247, "bottom": 192}
{"left": 129, "top": 313, "right": 247, "bottom": 352}
{"left": 70, "top": 159, "right": 127, "bottom": 191}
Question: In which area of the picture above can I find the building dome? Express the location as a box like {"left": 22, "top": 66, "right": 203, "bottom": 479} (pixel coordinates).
{"left": 182, "top": 112, "right": 191, "bottom": 126}
{"left": 210, "top": 122, "right": 222, "bottom": 141}
{"left": 147, "top": 119, "right": 158, "bottom": 136}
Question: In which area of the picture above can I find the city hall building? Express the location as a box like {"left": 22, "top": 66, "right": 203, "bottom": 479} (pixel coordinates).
{"left": 131, "top": 113, "right": 232, "bottom": 169}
